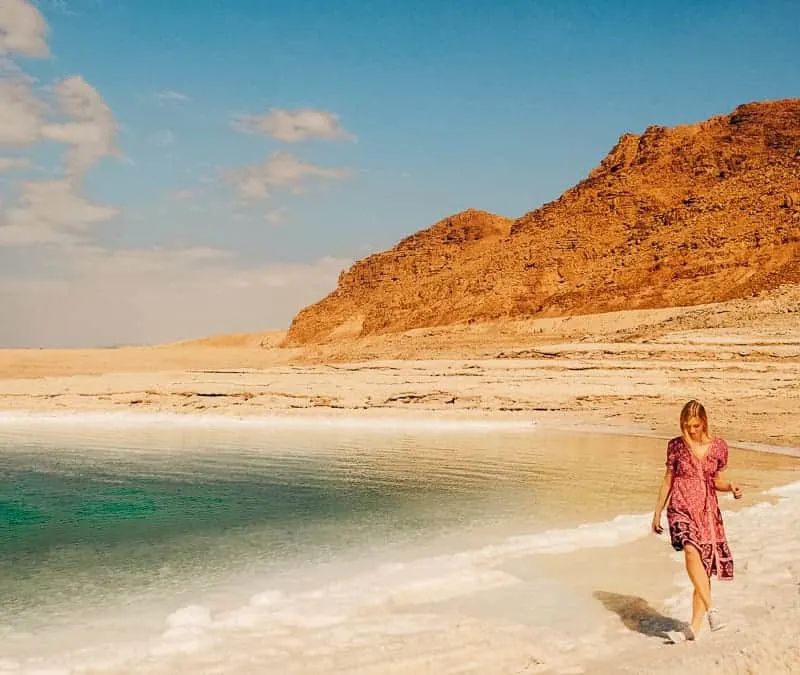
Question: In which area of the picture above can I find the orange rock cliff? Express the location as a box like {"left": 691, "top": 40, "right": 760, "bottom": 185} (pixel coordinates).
{"left": 284, "top": 99, "right": 800, "bottom": 346}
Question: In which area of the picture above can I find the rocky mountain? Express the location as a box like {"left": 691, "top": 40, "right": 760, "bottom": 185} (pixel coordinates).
{"left": 284, "top": 99, "right": 800, "bottom": 346}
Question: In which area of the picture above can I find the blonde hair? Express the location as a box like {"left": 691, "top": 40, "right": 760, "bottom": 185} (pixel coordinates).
{"left": 680, "top": 399, "right": 709, "bottom": 434}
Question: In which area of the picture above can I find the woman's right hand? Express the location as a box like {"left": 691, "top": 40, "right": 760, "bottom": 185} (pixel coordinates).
{"left": 651, "top": 513, "right": 663, "bottom": 535}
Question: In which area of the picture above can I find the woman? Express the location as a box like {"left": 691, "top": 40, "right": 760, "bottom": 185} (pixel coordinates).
{"left": 651, "top": 400, "right": 743, "bottom": 641}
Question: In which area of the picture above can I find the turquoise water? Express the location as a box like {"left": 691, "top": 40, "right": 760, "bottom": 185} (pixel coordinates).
{"left": 2, "top": 424, "right": 525, "bottom": 630}
{"left": 3, "top": 419, "right": 796, "bottom": 673}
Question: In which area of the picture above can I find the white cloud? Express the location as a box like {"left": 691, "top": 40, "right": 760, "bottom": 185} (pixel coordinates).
{"left": 60, "top": 244, "right": 232, "bottom": 276}
{"left": 0, "top": 0, "right": 49, "bottom": 58}
{"left": 0, "top": 74, "right": 118, "bottom": 171}
{"left": 0, "top": 70, "right": 117, "bottom": 168}
{"left": 0, "top": 2, "right": 350, "bottom": 347}
{"left": 0, "top": 179, "right": 118, "bottom": 246}
{"left": 264, "top": 208, "right": 288, "bottom": 227}
{"left": 0, "top": 155, "right": 32, "bottom": 171}
{"left": 0, "top": 247, "right": 351, "bottom": 347}
{"left": 40, "top": 75, "right": 119, "bottom": 176}
{"left": 233, "top": 108, "right": 353, "bottom": 142}
{"left": 0, "top": 77, "right": 44, "bottom": 145}
{"left": 0, "top": 72, "right": 120, "bottom": 247}
{"left": 229, "top": 151, "right": 350, "bottom": 201}
{"left": 156, "top": 89, "right": 189, "bottom": 102}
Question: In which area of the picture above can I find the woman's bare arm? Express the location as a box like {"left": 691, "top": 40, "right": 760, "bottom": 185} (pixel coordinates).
{"left": 651, "top": 467, "right": 673, "bottom": 533}
{"left": 714, "top": 470, "right": 743, "bottom": 499}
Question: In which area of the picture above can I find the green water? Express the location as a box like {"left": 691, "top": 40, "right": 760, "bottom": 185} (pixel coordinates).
{"left": 1, "top": 428, "right": 488, "bottom": 626}
{"left": 3, "top": 421, "right": 797, "bottom": 644}
{"left": 3, "top": 421, "right": 799, "bottom": 673}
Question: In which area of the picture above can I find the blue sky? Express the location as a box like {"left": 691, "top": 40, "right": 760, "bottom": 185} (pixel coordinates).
{"left": 1, "top": 0, "right": 798, "bottom": 346}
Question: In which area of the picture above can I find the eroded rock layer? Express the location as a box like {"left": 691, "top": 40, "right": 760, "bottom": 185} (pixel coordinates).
{"left": 285, "top": 99, "right": 800, "bottom": 345}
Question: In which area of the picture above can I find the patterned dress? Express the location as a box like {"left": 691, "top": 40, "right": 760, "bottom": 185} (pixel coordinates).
{"left": 666, "top": 436, "right": 734, "bottom": 580}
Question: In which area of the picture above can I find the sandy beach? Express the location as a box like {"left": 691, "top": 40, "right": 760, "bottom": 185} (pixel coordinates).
{"left": 1, "top": 288, "right": 799, "bottom": 674}
{"left": 2, "top": 286, "right": 799, "bottom": 447}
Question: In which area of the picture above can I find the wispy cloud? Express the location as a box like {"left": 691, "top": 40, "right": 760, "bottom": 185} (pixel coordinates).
{"left": 0, "top": 77, "right": 44, "bottom": 145}
{"left": 42, "top": 0, "right": 79, "bottom": 17}
{"left": 0, "top": 0, "right": 355, "bottom": 348}
{"left": 228, "top": 151, "right": 350, "bottom": 201}
{"left": 156, "top": 89, "right": 189, "bottom": 102}
{"left": 264, "top": 207, "right": 288, "bottom": 227}
{"left": 0, "top": 179, "right": 118, "bottom": 246}
{"left": 40, "top": 75, "right": 120, "bottom": 176}
{"left": 148, "top": 129, "right": 176, "bottom": 147}
{"left": 0, "top": 156, "right": 33, "bottom": 171}
{"left": 0, "top": 1, "right": 121, "bottom": 247}
{"left": 0, "top": 248, "right": 351, "bottom": 346}
{"left": 233, "top": 108, "right": 354, "bottom": 143}
{"left": 1, "top": 73, "right": 119, "bottom": 175}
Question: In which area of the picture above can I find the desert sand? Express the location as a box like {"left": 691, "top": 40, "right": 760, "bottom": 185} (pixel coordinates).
{"left": 1, "top": 286, "right": 799, "bottom": 674}
{"left": 2, "top": 285, "right": 799, "bottom": 448}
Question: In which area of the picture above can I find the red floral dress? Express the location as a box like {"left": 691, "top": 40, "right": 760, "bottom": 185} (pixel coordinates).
{"left": 666, "top": 436, "right": 734, "bottom": 580}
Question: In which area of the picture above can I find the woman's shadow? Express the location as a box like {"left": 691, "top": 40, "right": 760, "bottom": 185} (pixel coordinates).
{"left": 593, "top": 591, "right": 686, "bottom": 639}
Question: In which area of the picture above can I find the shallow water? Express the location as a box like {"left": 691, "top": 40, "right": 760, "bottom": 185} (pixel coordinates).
{"left": 1, "top": 417, "right": 797, "bottom": 673}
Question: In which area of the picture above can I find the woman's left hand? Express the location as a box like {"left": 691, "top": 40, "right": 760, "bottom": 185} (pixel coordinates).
{"left": 731, "top": 483, "right": 743, "bottom": 499}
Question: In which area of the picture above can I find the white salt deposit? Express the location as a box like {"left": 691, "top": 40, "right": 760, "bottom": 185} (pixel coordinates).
{"left": 2, "top": 408, "right": 797, "bottom": 675}
{"left": 614, "top": 481, "right": 800, "bottom": 674}
{"left": 5, "top": 480, "right": 799, "bottom": 674}
{"left": 0, "top": 410, "right": 537, "bottom": 432}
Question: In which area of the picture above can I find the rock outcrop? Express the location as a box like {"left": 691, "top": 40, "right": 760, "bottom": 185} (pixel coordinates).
{"left": 285, "top": 99, "right": 800, "bottom": 345}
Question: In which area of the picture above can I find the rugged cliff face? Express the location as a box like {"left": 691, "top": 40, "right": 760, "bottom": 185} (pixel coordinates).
{"left": 285, "top": 99, "right": 800, "bottom": 346}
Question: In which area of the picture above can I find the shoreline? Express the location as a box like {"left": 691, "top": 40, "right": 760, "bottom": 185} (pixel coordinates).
{"left": 2, "top": 292, "right": 799, "bottom": 673}
{"left": 3, "top": 428, "right": 798, "bottom": 675}
{"left": 0, "top": 408, "right": 541, "bottom": 432}
{"left": 2, "top": 402, "right": 799, "bottom": 673}
{"left": 1, "top": 407, "right": 799, "bottom": 460}
{"left": 2, "top": 286, "right": 798, "bottom": 448}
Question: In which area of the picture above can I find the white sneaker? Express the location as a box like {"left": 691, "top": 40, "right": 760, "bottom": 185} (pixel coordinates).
{"left": 665, "top": 628, "right": 695, "bottom": 644}
{"left": 707, "top": 608, "right": 727, "bottom": 632}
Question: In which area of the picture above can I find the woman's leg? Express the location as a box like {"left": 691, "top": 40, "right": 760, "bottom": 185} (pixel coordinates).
{"left": 684, "top": 544, "right": 711, "bottom": 634}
